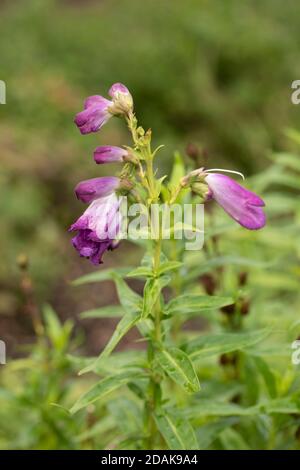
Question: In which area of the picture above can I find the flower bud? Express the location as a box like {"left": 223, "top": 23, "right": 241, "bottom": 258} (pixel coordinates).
{"left": 75, "top": 177, "right": 120, "bottom": 203}
{"left": 108, "top": 83, "right": 133, "bottom": 115}
{"left": 94, "top": 146, "right": 128, "bottom": 164}
{"left": 190, "top": 181, "right": 210, "bottom": 201}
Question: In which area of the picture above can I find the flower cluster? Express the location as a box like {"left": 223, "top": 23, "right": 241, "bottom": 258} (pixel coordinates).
{"left": 70, "top": 83, "right": 266, "bottom": 264}
{"left": 70, "top": 83, "right": 133, "bottom": 264}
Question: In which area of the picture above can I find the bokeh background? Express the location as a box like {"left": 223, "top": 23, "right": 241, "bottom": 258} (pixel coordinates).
{"left": 1, "top": 0, "right": 300, "bottom": 356}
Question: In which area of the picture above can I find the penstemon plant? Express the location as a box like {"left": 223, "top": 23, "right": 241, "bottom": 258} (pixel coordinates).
{"left": 69, "top": 83, "right": 267, "bottom": 450}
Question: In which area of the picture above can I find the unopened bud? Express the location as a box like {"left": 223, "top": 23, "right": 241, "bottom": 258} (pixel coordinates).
{"left": 108, "top": 83, "right": 133, "bottom": 115}
{"left": 191, "top": 181, "right": 209, "bottom": 200}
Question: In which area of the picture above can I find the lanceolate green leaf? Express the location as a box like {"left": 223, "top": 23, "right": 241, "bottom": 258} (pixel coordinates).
{"left": 142, "top": 278, "right": 160, "bottom": 319}
{"left": 80, "top": 311, "right": 142, "bottom": 374}
{"left": 69, "top": 350, "right": 147, "bottom": 376}
{"left": 182, "top": 401, "right": 260, "bottom": 418}
{"left": 100, "top": 312, "right": 141, "bottom": 358}
{"left": 165, "top": 294, "right": 234, "bottom": 316}
{"left": 74, "top": 274, "right": 142, "bottom": 373}
{"left": 263, "top": 397, "right": 300, "bottom": 415}
{"left": 70, "top": 372, "right": 142, "bottom": 414}
{"left": 183, "top": 328, "right": 272, "bottom": 360}
{"left": 111, "top": 273, "right": 142, "bottom": 314}
{"left": 157, "top": 260, "right": 183, "bottom": 276}
{"left": 72, "top": 267, "right": 132, "bottom": 286}
{"left": 156, "top": 347, "right": 200, "bottom": 393}
{"left": 142, "top": 276, "right": 170, "bottom": 319}
{"left": 126, "top": 266, "right": 153, "bottom": 279}
{"left": 252, "top": 356, "right": 277, "bottom": 399}
{"left": 80, "top": 305, "right": 125, "bottom": 319}
{"left": 185, "top": 256, "right": 271, "bottom": 282}
{"left": 79, "top": 275, "right": 143, "bottom": 374}
{"left": 154, "top": 409, "right": 198, "bottom": 450}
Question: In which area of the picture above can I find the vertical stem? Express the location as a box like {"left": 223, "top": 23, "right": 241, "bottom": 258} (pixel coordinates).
{"left": 153, "top": 238, "right": 162, "bottom": 342}
{"left": 146, "top": 156, "right": 156, "bottom": 200}
{"left": 146, "top": 237, "right": 162, "bottom": 449}
{"left": 127, "top": 111, "right": 162, "bottom": 449}
{"left": 145, "top": 139, "right": 162, "bottom": 449}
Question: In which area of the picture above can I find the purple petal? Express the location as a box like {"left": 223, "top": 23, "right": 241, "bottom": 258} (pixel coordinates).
{"left": 237, "top": 204, "right": 266, "bottom": 230}
{"left": 69, "top": 215, "right": 89, "bottom": 232}
{"left": 71, "top": 229, "right": 115, "bottom": 265}
{"left": 69, "top": 194, "right": 122, "bottom": 240}
{"left": 70, "top": 193, "right": 122, "bottom": 264}
{"left": 74, "top": 96, "right": 113, "bottom": 135}
{"left": 74, "top": 177, "right": 119, "bottom": 204}
{"left": 108, "top": 83, "right": 131, "bottom": 98}
{"left": 205, "top": 173, "right": 266, "bottom": 230}
{"left": 84, "top": 95, "right": 110, "bottom": 109}
{"left": 94, "top": 146, "right": 127, "bottom": 164}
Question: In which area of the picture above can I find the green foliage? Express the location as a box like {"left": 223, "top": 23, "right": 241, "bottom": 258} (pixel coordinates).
{"left": 154, "top": 410, "right": 198, "bottom": 450}
{"left": 64, "top": 141, "right": 300, "bottom": 450}
{"left": 2, "top": 0, "right": 300, "bottom": 308}
{"left": 70, "top": 371, "right": 144, "bottom": 415}
{"left": 0, "top": 308, "right": 84, "bottom": 449}
{"left": 156, "top": 347, "right": 200, "bottom": 393}
{"left": 1, "top": 0, "right": 300, "bottom": 451}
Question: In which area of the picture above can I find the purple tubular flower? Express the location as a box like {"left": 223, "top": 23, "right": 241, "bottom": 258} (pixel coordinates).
{"left": 69, "top": 193, "right": 122, "bottom": 265}
{"left": 74, "top": 176, "right": 120, "bottom": 203}
{"left": 205, "top": 173, "right": 266, "bottom": 230}
{"left": 74, "top": 95, "right": 113, "bottom": 135}
{"left": 94, "top": 146, "right": 128, "bottom": 164}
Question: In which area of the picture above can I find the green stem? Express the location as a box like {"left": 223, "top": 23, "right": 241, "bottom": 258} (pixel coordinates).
{"left": 153, "top": 238, "right": 162, "bottom": 342}
{"left": 146, "top": 155, "right": 156, "bottom": 201}
{"left": 144, "top": 133, "right": 161, "bottom": 449}
{"left": 127, "top": 111, "right": 162, "bottom": 449}
{"left": 146, "top": 162, "right": 162, "bottom": 449}
{"left": 146, "top": 237, "right": 162, "bottom": 449}
{"left": 126, "top": 111, "right": 139, "bottom": 146}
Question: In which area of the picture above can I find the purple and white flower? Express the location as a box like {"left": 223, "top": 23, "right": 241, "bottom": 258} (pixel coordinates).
{"left": 74, "top": 95, "right": 113, "bottom": 135}
{"left": 204, "top": 173, "right": 266, "bottom": 230}
{"left": 70, "top": 177, "right": 123, "bottom": 264}
{"left": 94, "top": 146, "right": 128, "bottom": 165}
{"left": 74, "top": 83, "right": 133, "bottom": 135}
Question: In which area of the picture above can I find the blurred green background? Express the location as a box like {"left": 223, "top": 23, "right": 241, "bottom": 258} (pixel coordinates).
{"left": 1, "top": 0, "right": 300, "bottom": 355}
